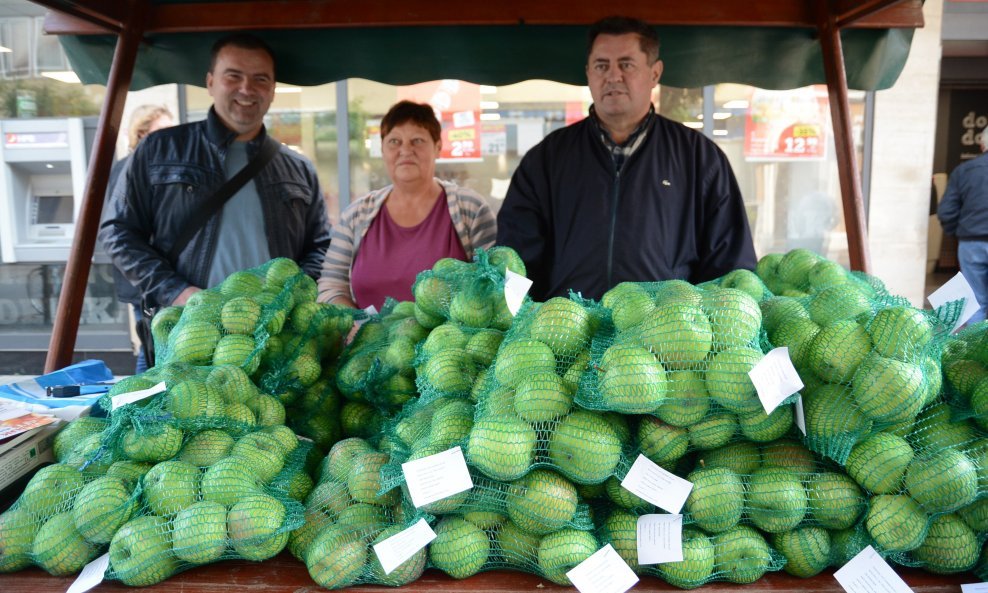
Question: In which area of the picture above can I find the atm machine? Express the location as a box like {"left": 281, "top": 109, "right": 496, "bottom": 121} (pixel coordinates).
{"left": 0, "top": 117, "right": 88, "bottom": 262}
{"left": 0, "top": 117, "right": 131, "bottom": 361}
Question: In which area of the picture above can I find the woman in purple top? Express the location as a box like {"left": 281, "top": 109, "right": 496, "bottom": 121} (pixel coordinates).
{"left": 318, "top": 101, "right": 497, "bottom": 309}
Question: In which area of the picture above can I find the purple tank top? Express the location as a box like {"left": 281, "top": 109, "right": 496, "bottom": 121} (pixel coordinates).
{"left": 351, "top": 189, "right": 467, "bottom": 309}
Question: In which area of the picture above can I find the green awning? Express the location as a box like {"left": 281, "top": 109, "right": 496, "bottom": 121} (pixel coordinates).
{"left": 59, "top": 24, "right": 914, "bottom": 91}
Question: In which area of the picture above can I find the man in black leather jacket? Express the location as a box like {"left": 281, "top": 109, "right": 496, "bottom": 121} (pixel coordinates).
{"left": 99, "top": 33, "right": 330, "bottom": 309}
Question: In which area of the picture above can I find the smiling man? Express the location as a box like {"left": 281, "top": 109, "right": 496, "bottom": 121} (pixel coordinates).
{"left": 497, "top": 16, "right": 756, "bottom": 301}
{"left": 100, "top": 33, "right": 330, "bottom": 312}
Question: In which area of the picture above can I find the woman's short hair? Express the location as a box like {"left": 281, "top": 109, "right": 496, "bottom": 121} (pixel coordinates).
{"left": 127, "top": 104, "right": 173, "bottom": 150}
{"left": 381, "top": 101, "right": 442, "bottom": 143}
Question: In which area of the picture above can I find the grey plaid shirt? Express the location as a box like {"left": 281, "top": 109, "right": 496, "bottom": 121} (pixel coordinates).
{"left": 590, "top": 104, "right": 656, "bottom": 171}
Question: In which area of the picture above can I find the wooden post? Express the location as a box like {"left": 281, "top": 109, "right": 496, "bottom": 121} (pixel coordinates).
{"left": 44, "top": 7, "right": 146, "bottom": 373}
{"left": 818, "top": 0, "right": 872, "bottom": 273}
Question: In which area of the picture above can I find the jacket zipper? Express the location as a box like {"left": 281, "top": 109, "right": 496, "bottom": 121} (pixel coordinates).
{"left": 607, "top": 166, "right": 621, "bottom": 290}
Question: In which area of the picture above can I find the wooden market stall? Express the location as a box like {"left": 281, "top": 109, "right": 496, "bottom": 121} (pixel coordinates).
{"left": 5, "top": 3, "right": 949, "bottom": 591}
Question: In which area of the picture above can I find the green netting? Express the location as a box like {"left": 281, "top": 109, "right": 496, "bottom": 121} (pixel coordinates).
{"left": 335, "top": 300, "right": 424, "bottom": 412}
{"left": 597, "top": 507, "right": 787, "bottom": 588}
{"left": 753, "top": 249, "right": 888, "bottom": 299}
{"left": 377, "top": 395, "right": 475, "bottom": 485}
{"left": 410, "top": 248, "right": 522, "bottom": 332}
{"left": 0, "top": 416, "right": 309, "bottom": 583}
{"left": 409, "top": 252, "right": 516, "bottom": 404}
{"left": 763, "top": 282, "right": 954, "bottom": 465}
{"left": 150, "top": 259, "right": 354, "bottom": 429}
{"left": 699, "top": 268, "right": 774, "bottom": 303}
{"left": 465, "top": 296, "right": 624, "bottom": 485}
{"left": 901, "top": 513, "right": 981, "bottom": 574}
{"left": 292, "top": 438, "right": 433, "bottom": 589}
{"left": 942, "top": 322, "right": 988, "bottom": 427}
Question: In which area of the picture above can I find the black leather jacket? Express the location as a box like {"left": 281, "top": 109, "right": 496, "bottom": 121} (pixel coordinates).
{"left": 99, "top": 108, "right": 331, "bottom": 307}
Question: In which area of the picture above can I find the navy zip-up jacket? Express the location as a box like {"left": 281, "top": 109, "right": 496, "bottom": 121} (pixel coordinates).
{"left": 939, "top": 152, "right": 988, "bottom": 241}
{"left": 497, "top": 113, "right": 757, "bottom": 301}
{"left": 99, "top": 107, "right": 331, "bottom": 308}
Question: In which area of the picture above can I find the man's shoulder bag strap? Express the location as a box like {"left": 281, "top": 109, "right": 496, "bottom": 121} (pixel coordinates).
{"left": 166, "top": 135, "right": 281, "bottom": 263}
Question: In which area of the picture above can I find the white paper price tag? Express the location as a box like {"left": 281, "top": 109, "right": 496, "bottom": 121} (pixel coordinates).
{"left": 372, "top": 519, "right": 436, "bottom": 575}
{"left": 748, "top": 347, "right": 804, "bottom": 414}
{"left": 402, "top": 446, "right": 473, "bottom": 508}
{"left": 962, "top": 583, "right": 988, "bottom": 593}
{"left": 364, "top": 305, "right": 378, "bottom": 316}
{"left": 928, "top": 271, "right": 980, "bottom": 330}
{"left": 111, "top": 382, "right": 167, "bottom": 410}
{"left": 636, "top": 514, "right": 683, "bottom": 565}
{"left": 567, "top": 544, "right": 639, "bottom": 593}
{"left": 834, "top": 546, "right": 914, "bottom": 593}
{"left": 504, "top": 269, "right": 533, "bottom": 316}
{"left": 66, "top": 553, "right": 109, "bottom": 593}
{"left": 621, "top": 454, "right": 693, "bottom": 514}
{"left": 794, "top": 395, "right": 807, "bottom": 436}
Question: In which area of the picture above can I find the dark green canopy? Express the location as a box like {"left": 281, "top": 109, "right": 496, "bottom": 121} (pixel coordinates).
{"left": 59, "top": 24, "right": 913, "bottom": 90}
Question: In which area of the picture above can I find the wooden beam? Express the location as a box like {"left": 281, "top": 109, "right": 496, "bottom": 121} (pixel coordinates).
{"left": 41, "top": 0, "right": 925, "bottom": 35}
{"left": 31, "top": 0, "right": 127, "bottom": 33}
{"left": 834, "top": 0, "right": 923, "bottom": 29}
{"left": 818, "top": 0, "right": 872, "bottom": 274}
{"left": 44, "top": 10, "right": 116, "bottom": 35}
{"left": 44, "top": 3, "right": 147, "bottom": 373}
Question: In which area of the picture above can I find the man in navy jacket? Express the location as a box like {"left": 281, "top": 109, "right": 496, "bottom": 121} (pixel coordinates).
{"left": 939, "top": 126, "right": 988, "bottom": 323}
{"left": 497, "top": 16, "right": 756, "bottom": 301}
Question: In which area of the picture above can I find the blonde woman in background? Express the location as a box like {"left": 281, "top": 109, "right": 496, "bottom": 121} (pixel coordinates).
{"left": 102, "top": 104, "right": 175, "bottom": 372}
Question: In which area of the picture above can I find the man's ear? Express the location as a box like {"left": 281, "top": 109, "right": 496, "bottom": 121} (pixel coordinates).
{"left": 652, "top": 60, "right": 664, "bottom": 85}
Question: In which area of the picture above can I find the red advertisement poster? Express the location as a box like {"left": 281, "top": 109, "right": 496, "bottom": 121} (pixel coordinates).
{"left": 398, "top": 80, "right": 482, "bottom": 161}
{"left": 743, "top": 86, "right": 829, "bottom": 161}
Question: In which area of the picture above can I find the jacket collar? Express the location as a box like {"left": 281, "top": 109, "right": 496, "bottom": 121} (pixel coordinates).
{"left": 205, "top": 106, "right": 269, "bottom": 149}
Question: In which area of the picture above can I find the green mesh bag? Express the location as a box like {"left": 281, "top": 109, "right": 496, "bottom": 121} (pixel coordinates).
{"left": 899, "top": 513, "right": 982, "bottom": 574}
{"left": 594, "top": 280, "right": 773, "bottom": 416}
{"left": 335, "top": 300, "right": 423, "bottom": 412}
{"left": 414, "top": 323, "right": 505, "bottom": 404}
{"left": 0, "top": 414, "right": 308, "bottom": 583}
{"left": 942, "top": 321, "right": 988, "bottom": 425}
{"left": 0, "top": 462, "right": 104, "bottom": 575}
{"left": 408, "top": 250, "right": 518, "bottom": 404}
{"left": 464, "top": 295, "right": 630, "bottom": 486}
{"left": 155, "top": 258, "right": 303, "bottom": 369}
{"left": 151, "top": 259, "right": 354, "bottom": 425}
{"left": 377, "top": 394, "right": 475, "bottom": 490}
{"left": 294, "top": 437, "right": 432, "bottom": 589}
{"left": 753, "top": 249, "right": 887, "bottom": 299}
{"left": 766, "top": 281, "right": 954, "bottom": 464}
{"left": 410, "top": 247, "right": 525, "bottom": 332}
{"left": 596, "top": 505, "right": 786, "bottom": 588}
{"left": 842, "top": 413, "right": 986, "bottom": 556}
{"left": 288, "top": 373, "right": 344, "bottom": 452}
{"left": 99, "top": 437, "right": 309, "bottom": 586}
{"left": 699, "top": 268, "right": 774, "bottom": 303}
{"left": 422, "top": 515, "right": 600, "bottom": 584}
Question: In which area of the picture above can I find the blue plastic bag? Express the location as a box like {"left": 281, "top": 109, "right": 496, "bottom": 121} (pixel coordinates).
{"left": 0, "top": 359, "right": 114, "bottom": 409}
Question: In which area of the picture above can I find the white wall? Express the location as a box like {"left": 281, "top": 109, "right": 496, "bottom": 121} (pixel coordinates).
{"left": 868, "top": 0, "right": 943, "bottom": 306}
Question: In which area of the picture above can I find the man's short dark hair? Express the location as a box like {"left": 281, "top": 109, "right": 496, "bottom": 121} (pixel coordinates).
{"left": 210, "top": 33, "right": 277, "bottom": 75}
{"left": 381, "top": 101, "right": 442, "bottom": 143}
{"left": 587, "top": 16, "right": 660, "bottom": 63}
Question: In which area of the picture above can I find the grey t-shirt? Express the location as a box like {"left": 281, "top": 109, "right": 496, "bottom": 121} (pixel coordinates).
{"left": 207, "top": 140, "right": 271, "bottom": 287}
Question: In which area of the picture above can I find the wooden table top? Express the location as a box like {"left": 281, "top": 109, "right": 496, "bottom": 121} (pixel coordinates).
{"left": 0, "top": 554, "right": 976, "bottom": 593}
